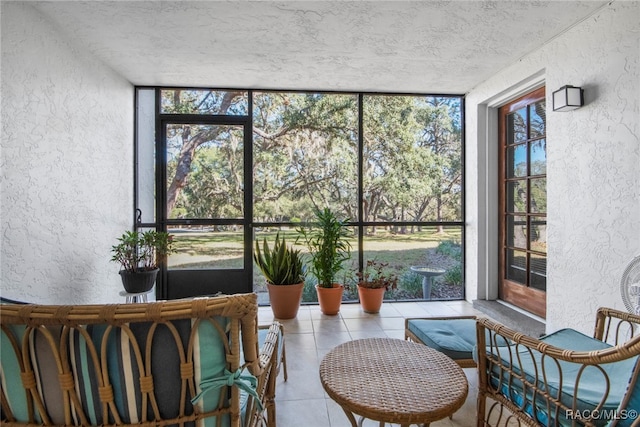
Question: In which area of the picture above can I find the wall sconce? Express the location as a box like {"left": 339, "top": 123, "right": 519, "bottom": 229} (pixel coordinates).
{"left": 552, "top": 85, "right": 584, "bottom": 111}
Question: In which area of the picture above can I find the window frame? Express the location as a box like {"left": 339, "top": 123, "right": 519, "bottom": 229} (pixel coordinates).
{"left": 134, "top": 86, "right": 466, "bottom": 301}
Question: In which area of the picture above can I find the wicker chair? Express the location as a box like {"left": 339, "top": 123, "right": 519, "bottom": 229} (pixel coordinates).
{"left": 0, "top": 293, "right": 280, "bottom": 427}
{"left": 476, "top": 307, "right": 640, "bottom": 427}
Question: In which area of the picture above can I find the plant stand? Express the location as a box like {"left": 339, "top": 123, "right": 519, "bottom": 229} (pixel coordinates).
{"left": 119, "top": 289, "right": 153, "bottom": 303}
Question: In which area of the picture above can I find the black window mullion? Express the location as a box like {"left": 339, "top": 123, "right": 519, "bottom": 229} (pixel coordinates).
{"left": 245, "top": 91, "right": 254, "bottom": 280}
{"left": 357, "top": 94, "right": 364, "bottom": 272}
{"left": 155, "top": 88, "right": 168, "bottom": 297}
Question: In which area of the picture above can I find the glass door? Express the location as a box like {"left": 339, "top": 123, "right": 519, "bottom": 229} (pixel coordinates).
{"left": 160, "top": 119, "right": 252, "bottom": 299}
{"left": 498, "top": 87, "right": 547, "bottom": 318}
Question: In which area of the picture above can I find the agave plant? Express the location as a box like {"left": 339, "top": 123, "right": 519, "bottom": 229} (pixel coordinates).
{"left": 254, "top": 233, "right": 305, "bottom": 285}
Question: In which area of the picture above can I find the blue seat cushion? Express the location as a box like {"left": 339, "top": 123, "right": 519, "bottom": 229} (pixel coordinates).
{"left": 407, "top": 318, "right": 476, "bottom": 360}
{"left": 487, "top": 328, "right": 638, "bottom": 426}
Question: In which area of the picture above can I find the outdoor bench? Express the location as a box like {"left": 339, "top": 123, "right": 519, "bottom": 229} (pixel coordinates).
{"left": 1, "top": 293, "right": 281, "bottom": 427}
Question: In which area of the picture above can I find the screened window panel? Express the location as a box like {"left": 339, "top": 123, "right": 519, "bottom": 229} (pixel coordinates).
{"left": 161, "top": 89, "right": 248, "bottom": 115}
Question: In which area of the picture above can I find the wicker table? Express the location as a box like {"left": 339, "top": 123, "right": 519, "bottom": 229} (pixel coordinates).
{"left": 319, "top": 337, "right": 468, "bottom": 427}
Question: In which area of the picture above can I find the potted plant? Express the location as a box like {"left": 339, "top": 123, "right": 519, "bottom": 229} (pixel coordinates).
{"left": 254, "top": 232, "right": 305, "bottom": 319}
{"left": 297, "top": 207, "right": 351, "bottom": 315}
{"left": 356, "top": 260, "right": 398, "bottom": 313}
{"left": 111, "top": 230, "right": 175, "bottom": 293}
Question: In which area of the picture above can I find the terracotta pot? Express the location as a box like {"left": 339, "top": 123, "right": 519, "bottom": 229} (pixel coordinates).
{"left": 357, "top": 285, "right": 386, "bottom": 314}
{"left": 267, "top": 282, "right": 304, "bottom": 319}
{"left": 315, "top": 284, "right": 343, "bottom": 315}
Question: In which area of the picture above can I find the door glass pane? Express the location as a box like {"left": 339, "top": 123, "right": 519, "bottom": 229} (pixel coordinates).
{"left": 507, "top": 108, "right": 527, "bottom": 144}
{"left": 506, "top": 249, "right": 527, "bottom": 284}
{"left": 530, "top": 254, "right": 547, "bottom": 291}
{"left": 506, "top": 144, "right": 527, "bottom": 178}
{"left": 166, "top": 124, "right": 244, "bottom": 219}
{"left": 530, "top": 216, "right": 547, "bottom": 254}
{"left": 529, "top": 101, "right": 546, "bottom": 139}
{"left": 168, "top": 225, "right": 244, "bottom": 270}
{"left": 530, "top": 139, "right": 547, "bottom": 175}
{"left": 530, "top": 178, "right": 547, "bottom": 213}
{"left": 506, "top": 215, "right": 527, "bottom": 249}
{"left": 506, "top": 181, "right": 527, "bottom": 213}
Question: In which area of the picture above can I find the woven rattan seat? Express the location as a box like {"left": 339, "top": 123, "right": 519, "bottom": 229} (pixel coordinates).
{"left": 476, "top": 307, "right": 640, "bottom": 426}
{"left": 1, "top": 293, "right": 281, "bottom": 427}
{"left": 319, "top": 337, "right": 468, "bottom": 426}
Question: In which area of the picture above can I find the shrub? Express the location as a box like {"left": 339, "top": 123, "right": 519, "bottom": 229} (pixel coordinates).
{"left": 396, "top": 270, "right": 423, "bottom": 299}
{"left": 443, "top": 264, "right": 463, "bottom": 286}
{"left": 302, "top": 280, "right": 318, "bottom": 303}
{"left": 435, "top": 240, "right": 461, "bottom": 260}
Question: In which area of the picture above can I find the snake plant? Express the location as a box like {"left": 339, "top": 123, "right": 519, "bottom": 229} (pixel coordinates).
{"left": 254, "top": 233, "right": 305, "bottom": 285}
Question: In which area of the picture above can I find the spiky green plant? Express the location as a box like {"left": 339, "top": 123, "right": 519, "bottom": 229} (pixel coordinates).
{"left": 254, "top": 233, "right": 305, "bottom": 285}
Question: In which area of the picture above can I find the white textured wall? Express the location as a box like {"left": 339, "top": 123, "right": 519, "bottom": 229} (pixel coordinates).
{"left": 1, "top": 3, "right": 133, "bottom": 304}
{"left": 466, "top": 1, "right": 640, "bottom": 334}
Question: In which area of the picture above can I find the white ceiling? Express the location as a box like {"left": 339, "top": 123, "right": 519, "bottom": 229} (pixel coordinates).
{"left": 31, "top": 1, "right": 609, "bottom": 94}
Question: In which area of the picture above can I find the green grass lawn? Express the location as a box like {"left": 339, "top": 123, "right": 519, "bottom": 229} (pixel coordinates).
{"left": 167, "top": 226, "right": 464, "bottom": 301}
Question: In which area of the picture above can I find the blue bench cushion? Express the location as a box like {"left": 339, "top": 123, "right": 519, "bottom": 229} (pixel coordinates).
{"left": 407, "top": 318, "right": 476, "bottom": 360}
{"left": 487, "top": 328, "right": 638, "bottom": 426}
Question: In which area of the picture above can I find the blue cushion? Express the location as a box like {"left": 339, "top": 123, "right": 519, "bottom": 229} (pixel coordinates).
{"left": 64, "top": 317, "right": 234, "bottom": 426}
{"left": 191, "top": 317, "right": 232, "bottom": 427}
{"left": 0, "top": 297, "right": 28, "bottom": 304}
{"left": 1, "top": 325, "right": 33, "bottom": 423}
{"left": 1, "top": 309, "right": 256, "bottom": 426}
{"left": 617, "top": 357, "right": 640, "bottom": 427}
{"left": 487, "top": 328, "right": 638, "bottom": 426}
{"left": 407, "top": 318, "right": 476, "bottom": 360}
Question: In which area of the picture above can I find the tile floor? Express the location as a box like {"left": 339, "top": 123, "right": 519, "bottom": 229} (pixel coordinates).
{"left": 257, "top": 300, "right": 482, "bottom": 427}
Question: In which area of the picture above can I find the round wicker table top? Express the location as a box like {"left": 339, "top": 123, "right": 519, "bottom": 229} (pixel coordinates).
{"left": 319, "top": 337, "right": 468, "bottom": 426}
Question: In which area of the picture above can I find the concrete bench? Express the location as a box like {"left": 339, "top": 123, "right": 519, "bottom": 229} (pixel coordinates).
{"left": 404, "top": 316, "right": 477, "bottom": 368}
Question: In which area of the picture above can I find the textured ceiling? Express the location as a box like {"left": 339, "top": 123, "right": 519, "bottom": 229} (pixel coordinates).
{"left": 31, "top": 1, "right": 609, "bottom": 94}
